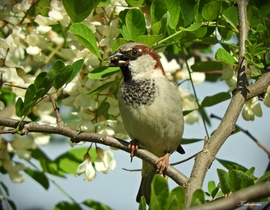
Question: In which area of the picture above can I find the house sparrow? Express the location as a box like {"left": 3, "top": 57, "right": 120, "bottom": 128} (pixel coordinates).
{"left": 108, "top": 42, "right": 185, "bottom": 204}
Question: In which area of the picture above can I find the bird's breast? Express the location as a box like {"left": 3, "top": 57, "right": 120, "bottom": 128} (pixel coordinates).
{"left": 119, "top": 78, "right": 183, "bottom": 156}
{"left": 120, "top": 79, "right": 157, "bottom": 108}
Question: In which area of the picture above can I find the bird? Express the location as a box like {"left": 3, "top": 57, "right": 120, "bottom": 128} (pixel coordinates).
{"left": 108, "top": 42, "right": 185, "bottom": 204}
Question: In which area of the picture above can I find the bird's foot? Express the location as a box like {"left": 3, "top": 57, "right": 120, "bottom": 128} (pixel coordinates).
{"left": 128, "top": 139, "right": 139, "bottom": 162}
{"left": 155, "top": 153, "right": 170, "bottom": 174}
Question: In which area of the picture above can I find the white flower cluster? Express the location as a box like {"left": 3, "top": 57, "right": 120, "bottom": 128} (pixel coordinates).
{"left": 220, "top": 63, "right": 268, "bottom": 121}
{"left": 0, "top": 0, "right": 128, "bottom": 182}
{"left": 75, "top": 147, "right": 116, "bottom": 181}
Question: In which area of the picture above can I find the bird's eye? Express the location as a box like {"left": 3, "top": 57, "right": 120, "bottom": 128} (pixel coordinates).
{"left": 130, "top": 48, "right": 140, "bottom": 57}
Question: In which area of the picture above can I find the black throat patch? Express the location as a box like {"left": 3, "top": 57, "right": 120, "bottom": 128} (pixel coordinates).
{"left": 120, "top": 79, "right": 157, "bottom": 108}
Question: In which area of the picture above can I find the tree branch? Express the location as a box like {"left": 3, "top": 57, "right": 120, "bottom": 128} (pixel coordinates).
{"left": 184, "top": 0, "right": 269, "bottom": 203}
{"left": 187, "top": 183, "right": 270, "bottom": 210}
{"left": 0, "top": 117, "right": 188, "bottom": 186}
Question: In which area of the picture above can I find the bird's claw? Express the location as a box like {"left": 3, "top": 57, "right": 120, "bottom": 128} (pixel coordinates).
{"left": 128, "top": 139, "right": 139, "bottom": 162}
{"left": 155, "top": 153, "right": 170, "bottom": 174}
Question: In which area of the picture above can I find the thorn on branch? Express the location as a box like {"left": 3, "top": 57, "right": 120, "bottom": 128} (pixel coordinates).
{"left": 232, "top": 57, "right": 249, "bottom": 99}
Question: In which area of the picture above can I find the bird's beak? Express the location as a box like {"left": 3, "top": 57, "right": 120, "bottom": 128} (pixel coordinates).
{"left": 108, "top": 52, "right": 128, "bottom": 67}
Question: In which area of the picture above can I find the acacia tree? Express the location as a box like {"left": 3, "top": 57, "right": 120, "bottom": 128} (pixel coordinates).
{"left": 0, "top": 0, "right": 270, "bottom": 209}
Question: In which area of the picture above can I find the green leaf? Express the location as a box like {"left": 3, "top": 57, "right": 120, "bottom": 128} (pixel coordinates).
{"left": 208, "top": 180, "right": 216, "bottom": 195}
{"left": 151, "top": 15, "right": 167, "bottom": 35}
{"left": 211, "top": 185, "right": 220, "bottom": 199}
{"left": 181, "top": 138, "right": 203, "bottom": 144}
{"left": 216, "top": 158, "right": 248, "bottom": 172}
{"left": 54, "top": 201, "right": 81, "bottom": 210}
{"left": 166, "top": 0, "right": 180, "bottom": 29}
{"left": 228, "top": 169, "right": 244, "bottom": 192}
{"left": 166, "top": 186, "right": 185, "bottom": 209}
{"left": 217, "top": 168, "right": 230, "bottom": 194}
{"left": 62, "top": 0, "right": 100, "bottom": 23}
{"left": 138, "top": 196, "right": 147, "bottom": 210}
{"left": 135, "top": 35, "right": 163, "bottom": 47}
{"left": 23, "top": 84, "right": 37, "bottom": 108}
{"left": 194, "top": 26, "right": 208, "bottom": 38}
{"left": 241, "top": 173, "right": 254, "bottom": 189}
{"left": 7, "top": 199, "right": 17, "bottom": 210}
{"left": 32, "top": 149, "right": 64, "bottom": 177}
{"left": 245, "top": 167, "right": 255, "bottom": 177}
{"left": 88, "top": 81, "right": 114, "bottom": 96}
{"left": 53, "top": 60, "right": 66, "bottom": 72}
{"left": 0, "top": 181, "right": 9, "bottom": 196}
{"left": 247, "top": 6, "right": 261, "bottom": 29}
{"left": 201, "top": 92, "right": 231, "bottom": 107}
{"left": 190, "top": 189, "right": 205, "bottom": 207}
{"left": 35, "top": 0, "right": 50, "bottom": 16}
{"left": 53, "top": 65, "right": 73, "bottom": 89}
{"left": 179, "top": 0, "right": 197, "bottom": 27}
{"left": 0, "top": 87, "right": 16, "bottom": 106}
{"left": 83, "top": 199, "right": 113, "bottom": 210}
{"left": 223, "top": 6, "right": 238, "bottom": 27}
{"left": 202, "top": 0, "right": 222, "bottom": 21}
{"left": 182, "top": 21, "right": 202, "bottom": 32}
{"left": 218, "top": 20, "right": 233, "bottom": 41}
{"left": 150, "top": 175, "right": 169, "bottom": 210}
{"left": 183, "top": 109, "right": 196, "bottom": 116}
{"left": 97, "top": 101, "right": 110, "bottom": 118}
{"left": 165, "top": 196, "right": 179, "bottom": 210}
{"left": 125, "top": 9, "right": 146, "bottom": 40}
{"left": 126, "top": 0, "right": 144, "bottom": 7}
{"left": 66, "top": 59, "right": 84, "bottom": 84}
{"left": 256, "top": 171, "right": 270, "bottom": 184}
{"left": 151, "top": 0, "right": 167, "bottom": 24}
{"left": 34, "top": 72, "right": 47, "bottom": 90}
{"left": 215, "top": 48, "right": 237, "bottom": 66}
{"left": 15, "top": 97, "right": 24, "bottom": 117}
{"left": 25, "top": 168, "right": 49, "bottom": 190}
{"left": 70, "top": 23, "right": 101, "bottom": 59}
{"left": 198, "top": 106, "right": 211, "bottom": 126}
{"left": 191, "top": 61, "right": 223, "bottom": 72}
{"left": 56, "top": 147, "right": 91, "bottom": 174}
{"left": 88, "top": 66, "right": 120, "bottom": 79}
{"left": 43, "top": 69, "right": 57, "bottom": 93}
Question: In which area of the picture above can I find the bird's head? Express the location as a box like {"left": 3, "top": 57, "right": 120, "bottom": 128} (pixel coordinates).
{"left": 108, "top": 43, "right": 166, "bottom": 82}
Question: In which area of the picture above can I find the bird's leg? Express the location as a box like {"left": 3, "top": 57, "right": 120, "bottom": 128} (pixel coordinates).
{"left": 155, "top": 153, "right": 170, "bottom": 174}
{"left": 128, "top": 139, "right": 139, "bottom": 162}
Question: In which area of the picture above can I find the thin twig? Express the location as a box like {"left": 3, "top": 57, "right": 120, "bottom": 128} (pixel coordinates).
{"left": 211, "top": 113, "right": 270, "bottom": 157}
{"left": 49, "top": 87, "right": 63, "bottom": 124}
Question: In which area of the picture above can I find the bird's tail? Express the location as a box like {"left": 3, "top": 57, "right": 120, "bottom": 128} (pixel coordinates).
{"left": 136, "top": 160, "right": 157, "bottom": 204}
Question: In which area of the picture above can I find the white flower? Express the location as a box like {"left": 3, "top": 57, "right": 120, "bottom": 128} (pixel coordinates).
{"left": 26, "top": 45, "right": 41, "bottom": 55}
{"left": 34, "top": 14, "right": 56, "bottom": 26}
{"left": 9, "top": 137, "right": 37, "bottom": 160}
{"left": 95, "top": 148, "right": 116, "bottom": 174}
{"left": 96, "top": 121, "right": 116, "bottom": 136}
{"left": 31, "top": 133, "right": 50, "bottom": 146}
{"left": 75, "top": 154, "right": 96, "bottom": 181}
{"left": 36, "top": 25, "right": 52, "bottom": 34}
{"left": 159, "top": 53, "right": 180, "bottom": 80}
{"left": 242, "top": 98, "right": 262, "bottom": 121}
{"left": 13, "top": 0, "right": 31, "bottom": 13}
{"left": 264, "top": 85, "right": 270, "bottom": 107}
{"left": 49, "top": 10, "right": 63, "bottom": 21}
{"left": 3, "top": 160, "right": 27, "bottom": 183}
